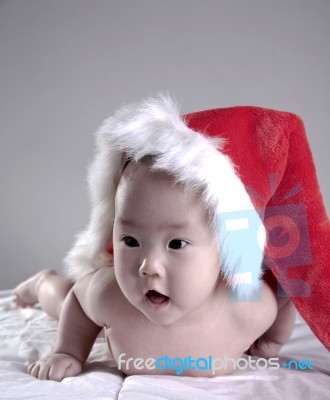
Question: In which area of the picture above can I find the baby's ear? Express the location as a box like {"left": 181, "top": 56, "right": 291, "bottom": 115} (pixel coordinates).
{"left": 106, "top": 243, "right": 114, "bottom": 255}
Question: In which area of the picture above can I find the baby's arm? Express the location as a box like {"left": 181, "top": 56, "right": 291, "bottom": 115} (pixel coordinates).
{"left": 28, "top": 274, "right": 102, "bottom": 381}
{"left": 248, "top": 295, "right": 296, "bottom": 358}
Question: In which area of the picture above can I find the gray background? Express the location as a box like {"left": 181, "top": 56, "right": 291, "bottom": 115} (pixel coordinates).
{"left": 0, "top": 0, "right": 329, "bottom": 290}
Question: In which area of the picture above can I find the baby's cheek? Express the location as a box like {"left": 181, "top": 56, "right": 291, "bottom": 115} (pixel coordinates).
{"left": 115, "top": 268, "right": 136, "bottom": 299}
{"left": 170, "top": 268, "right": 200, "bottom": 295}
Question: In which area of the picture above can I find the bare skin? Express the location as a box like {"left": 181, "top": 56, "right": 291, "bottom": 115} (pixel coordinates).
{"left": 13, "top": 163, "right": 296, "bottom": 380}
{"left": 13, "top": 269, "right": 72, "bottom": 319}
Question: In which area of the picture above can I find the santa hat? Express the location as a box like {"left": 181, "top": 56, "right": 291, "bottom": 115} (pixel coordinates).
{"left": 64, "top": 95, "right": 330, "bottom": 349}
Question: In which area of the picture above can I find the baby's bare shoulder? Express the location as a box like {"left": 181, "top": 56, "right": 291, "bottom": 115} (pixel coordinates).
{"left": 74, "top": 267, "right": 117, "bottom": 325}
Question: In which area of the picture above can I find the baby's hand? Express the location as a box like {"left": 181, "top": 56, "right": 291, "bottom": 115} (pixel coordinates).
{"left": 247, "top": 335, "right": 282, "bottom": 359}
{"left": 28, "top": 353, "right": 82, "bottom": 381}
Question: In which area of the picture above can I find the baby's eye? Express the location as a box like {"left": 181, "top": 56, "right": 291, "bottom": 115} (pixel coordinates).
{"left": 122, "top": 236, "right": 140, "bottom": 247}
{"left": 168, "top": 239, "right": 189, "bottom": 250}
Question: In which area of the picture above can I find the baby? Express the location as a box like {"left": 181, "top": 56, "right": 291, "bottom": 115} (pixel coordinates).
{"left": 14, "top": 95, "right": 295, "bottom": 381}
{"left": 14, "top": 155, "right": 296, "bottom": 380}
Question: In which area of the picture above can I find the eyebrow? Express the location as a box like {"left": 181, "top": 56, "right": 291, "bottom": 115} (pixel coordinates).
{"left": 117, "top": 218, "right": 192, "bottom": 231}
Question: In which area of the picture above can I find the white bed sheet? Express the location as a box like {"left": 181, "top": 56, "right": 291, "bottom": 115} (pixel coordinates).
{"left": 0, "top": 290, "right": 329, "bottom": 400}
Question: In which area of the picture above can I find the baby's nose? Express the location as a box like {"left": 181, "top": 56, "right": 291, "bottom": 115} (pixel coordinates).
{"left": 139, "top": 256, "right": 164, "bottom": 277}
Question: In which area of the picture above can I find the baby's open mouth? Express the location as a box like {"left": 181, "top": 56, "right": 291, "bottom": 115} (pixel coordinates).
{"left": 145, "top": 290, "right": 169, "bottom": 305}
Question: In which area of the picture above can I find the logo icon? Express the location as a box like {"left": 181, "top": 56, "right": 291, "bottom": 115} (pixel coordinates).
{"left": 222, "top": 173, "right": 312, "bottom": 299}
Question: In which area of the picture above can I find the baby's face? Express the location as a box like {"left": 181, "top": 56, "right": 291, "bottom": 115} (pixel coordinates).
{"left": 113, "top": 163, "right": 221, "bottom": 326}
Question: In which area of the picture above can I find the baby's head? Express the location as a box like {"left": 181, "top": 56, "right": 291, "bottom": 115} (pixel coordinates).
{"left": 64, "top": 95, "right": 265, "bottom": 301}
{"left": 113, "top": 156, "right": 223, "bottom": 325}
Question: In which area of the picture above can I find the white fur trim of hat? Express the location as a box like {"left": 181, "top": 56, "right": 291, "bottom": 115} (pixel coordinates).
{"left": 64, "top": 94, "right": 266, "bottom": 300}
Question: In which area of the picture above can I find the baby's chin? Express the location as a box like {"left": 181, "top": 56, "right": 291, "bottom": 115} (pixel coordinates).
{"left": 141, "top": 301, "right": 193, "bottom": 327}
